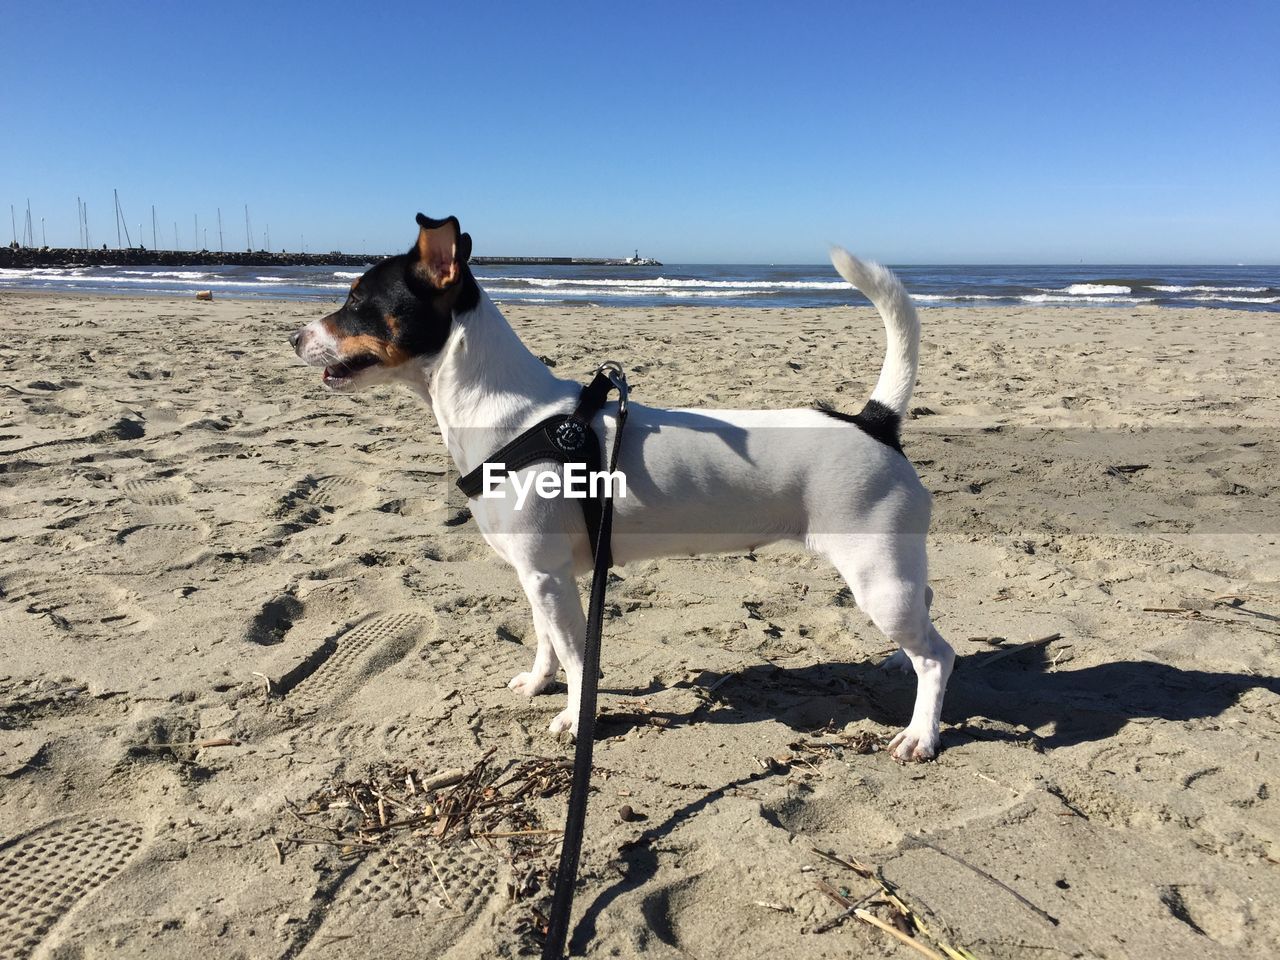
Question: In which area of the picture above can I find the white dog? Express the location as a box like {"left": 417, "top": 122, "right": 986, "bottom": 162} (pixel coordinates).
{"left": 291, "top": 214, "right": 954, "bottom": 761}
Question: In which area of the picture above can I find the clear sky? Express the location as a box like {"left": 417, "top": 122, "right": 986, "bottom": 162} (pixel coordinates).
{"left": 3, "top": 1, "right": 1277, "bottom": 263}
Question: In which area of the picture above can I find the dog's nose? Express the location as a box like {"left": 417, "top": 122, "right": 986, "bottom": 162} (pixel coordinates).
{"left": 289, "top": 330, "right": 301, "bottom": 350}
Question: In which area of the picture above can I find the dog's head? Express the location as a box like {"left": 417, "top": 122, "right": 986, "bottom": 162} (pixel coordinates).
{"left": 290, "top": 213, "right": 477, "bottom": 390}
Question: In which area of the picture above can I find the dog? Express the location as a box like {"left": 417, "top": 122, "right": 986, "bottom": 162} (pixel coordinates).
{"left": 290, "top": 214, "right": 954, "bottom": 761}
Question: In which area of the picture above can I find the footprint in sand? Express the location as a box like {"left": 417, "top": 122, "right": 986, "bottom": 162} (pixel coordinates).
{"left": 263, "top": 612, "right": 434, "bottom": 711}
{"left": 119, "top": 477, "right": 188, "bottom": 507}
{"left": 306, "top": 474, "right": 361, "bottom": 507}
{"left": 419, "top": 631, "right": 528, "bottom": 683}
{"left": 109, "top": 522, "right": 209, "bottom": 573}
{"left": 268, "top": 473, "right": 370, "bottom": 529}
{"left": 1, "top": 575, "right": 150, "bottom": 635}
{"left": 294, "top": 847, "right": 502, "bottom": 958}
{"left": 0, "top": 817, "right": 144, "bottom": 960}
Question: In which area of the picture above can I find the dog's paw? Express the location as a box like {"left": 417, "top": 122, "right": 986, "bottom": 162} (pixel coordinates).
{"left": 889, "top": 725, "right": 939, "bottom": 763}
{"left": 508, "top": 671, "right": 554, "bottom": 698}
{"left": 548, "top": 707, "right": 579, "bottom": 738}
{"left": 880, "top": 648, "right": 913, "bottom": 674}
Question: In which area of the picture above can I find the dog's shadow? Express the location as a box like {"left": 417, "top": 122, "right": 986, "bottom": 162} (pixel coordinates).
{"left": 570, "top": 651, "right": 1278, "bottom": 953}
{"left": 599, "top": 647, "right": 1280, "bottom": 750}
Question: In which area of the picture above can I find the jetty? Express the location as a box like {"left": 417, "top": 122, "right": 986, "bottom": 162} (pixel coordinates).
{"left": 0, "top": 246, "right": 661, "bottom": 270}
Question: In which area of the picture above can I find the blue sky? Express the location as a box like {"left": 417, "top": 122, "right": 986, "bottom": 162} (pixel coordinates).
{"left": 3, "top": 1, "right": 1277, "bottom": 263}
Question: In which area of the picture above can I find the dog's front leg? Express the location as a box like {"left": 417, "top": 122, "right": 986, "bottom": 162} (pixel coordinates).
{"left": 508, "top": 584, "right": 562, "bottom": 697}
{"left": 514, "top": 563, "right": 587, "bottom": 735}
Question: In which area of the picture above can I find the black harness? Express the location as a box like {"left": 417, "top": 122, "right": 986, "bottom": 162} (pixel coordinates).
{"left": 454, "top": 363, "right": 629, "bottom": 959}
{"left": 456, "top": 365, "right": 623, "bottom": 562}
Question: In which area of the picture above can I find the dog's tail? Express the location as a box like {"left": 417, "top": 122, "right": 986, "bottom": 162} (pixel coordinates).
{"left": 830, "top": 247, "right": 920, "bottom": 420}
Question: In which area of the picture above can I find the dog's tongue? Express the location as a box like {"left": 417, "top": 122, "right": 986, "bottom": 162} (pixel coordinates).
{"left": 322, "top": 355, "right": 374, "bottom": 384}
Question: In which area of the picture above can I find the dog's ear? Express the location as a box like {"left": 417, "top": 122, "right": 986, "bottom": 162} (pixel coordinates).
{"left": 414, "top": 213, "right": 463, "bottom": 289}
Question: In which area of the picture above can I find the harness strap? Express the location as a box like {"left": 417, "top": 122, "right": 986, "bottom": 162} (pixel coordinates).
{"left": 455, "top": 370, "right": 619, "bottom": 556}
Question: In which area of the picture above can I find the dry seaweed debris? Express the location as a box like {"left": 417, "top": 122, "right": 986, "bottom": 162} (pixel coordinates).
{"left": 780, "top": 730, "right": 883, "bottom": 773}
{"left": 810, "top": 847, "right": 980, "bottom": 960}
{"left": 282, "top": 750, "right": 574, "bottom": 863}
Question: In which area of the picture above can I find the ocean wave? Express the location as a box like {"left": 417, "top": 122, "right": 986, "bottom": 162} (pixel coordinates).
{"left": 0, "top": 267, "right": 90, "bottom": 278}
{"left": 1022, "top": 293, "right": 1155, "bottom": 304}
{"left": 333, "top": 271, "right": 362, "bottom": 279}
{"left": 1149, "top": 284, "right": 1270, "bottom": 293}
{"left": 0, "top": 272, "right": 347, "bottom": 291}
{"left": 478, "top": 275, "right": 848, "bottom": 291}
{"left": 1185, "top": 294, "right": 1280, "bottom": 304}
{"left": 913, "top": 294, "right": 1005, "bottom": 302}
{"left": 1058, "top": 283, "right": 1132, "bottom": 295}
{"left": 120, "top": 270, "right": 212, "bottom": 279}
{"left": 486, "top": 285, "right": 755, "bottom": 299}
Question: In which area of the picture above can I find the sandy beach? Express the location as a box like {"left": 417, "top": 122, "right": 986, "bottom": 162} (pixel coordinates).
{"left": 1, "top": 290, "right": 1277, "bottom": 959}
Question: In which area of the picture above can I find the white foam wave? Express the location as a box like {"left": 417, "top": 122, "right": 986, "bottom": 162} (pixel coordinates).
{"left": 487, "top": 285, "right": 754, "bottom": 299}
{"left": 1185, "top": 294, "right": 1280, "bottom": 304}
{"left": 0, "top": 267, "right": 89, "bottom": 278}
{"left": 1023, "top": 293, "right": 1155, "bottom": 304}
{"left": 1059, "top": 283, "right": 1132, "bottom": 295}
{"left": 477, "top": 275, "right": 848, "bottom": 291}
{"left": 333, "top": 271, "right": 362, "bottom": 279}
{"left": 120, "top": 270, "right": 212, "bottom": 279}
{"left": 1150, "top": 284, "right": 1269, "bottom": 293}
{"left": 913, "top": 294, "right": 1004, "bottom": 301}
{"left": 0, "top": 272, "right": 347, "bottom": 291}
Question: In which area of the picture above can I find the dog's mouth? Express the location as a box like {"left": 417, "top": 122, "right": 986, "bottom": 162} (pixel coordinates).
{"left": 322, "top": 354, "right": 380, "bottom": 386}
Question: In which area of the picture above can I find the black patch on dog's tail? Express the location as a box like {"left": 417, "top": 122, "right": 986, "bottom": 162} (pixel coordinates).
{"left": 815, "top": 398, "right": 903, "bottom": 454}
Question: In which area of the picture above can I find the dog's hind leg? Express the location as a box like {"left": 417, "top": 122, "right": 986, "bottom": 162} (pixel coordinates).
{"left": 815, "top": 533, "right": 954, "bottom": 762}
{"left": 513, "top": 561, "right": 588, "bottom": 735}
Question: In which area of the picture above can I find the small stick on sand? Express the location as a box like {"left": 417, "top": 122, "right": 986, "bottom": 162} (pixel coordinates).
{"left": 811, "top": 847, "right": 875, "bottom": 878}
{"left": 471, "top": 828, "right": 563, "bottom": 840}
{"left": 704, "top": 671, "right": 735, "bottom": 694}
{"left": 815, "top": 879, "right": 854, "bottom": 909}
{"left": 425, "top": 850, "right": 455, "bottom": 910}
{"left": 753, "top": 900, "right": 794, "bottom": 913}
{"left": 811, "top": 890, "right": 878, "bottom": 933}
{"left": 271, "top": 839, "right": 284, "bottom": 865}
{"left": 197, "top": 737, "right": 239, "bottom": 749}
{"left": 420, "top": 767, "right": 467, "bottom": 791}
{"left": 855, "top": 909, "right": 948, "bottom": 960}
{"left": 909, "top": 834, "right": 1059, "bottom": 926}
{"left": 250, "top": 671, "right": 273, "bottom": 698}
{"left": 978, "top": 633, "right": 1061, "bottom": 667}
{"left": 285, "top": 836, "right": 378, "bottom": 850}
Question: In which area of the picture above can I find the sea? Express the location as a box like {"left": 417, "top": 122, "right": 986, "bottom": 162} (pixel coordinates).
{"left": 1, "top": 262, "right": 1277, "bottom": 311}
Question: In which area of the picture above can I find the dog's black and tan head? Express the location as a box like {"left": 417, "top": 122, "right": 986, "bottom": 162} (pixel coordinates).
{"left": 291, "top": 213, "right": 478, "bottom": 390}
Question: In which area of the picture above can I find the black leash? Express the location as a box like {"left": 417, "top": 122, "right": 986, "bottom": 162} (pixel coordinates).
{"left": 540, "top": 362, "right": 627, "bottom": 959}
{"left": 455, "top": 364, "right": 629, "bottom": 959}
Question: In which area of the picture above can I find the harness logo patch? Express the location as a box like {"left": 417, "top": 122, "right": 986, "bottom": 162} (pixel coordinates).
{"left": 552, "top": 419, "right": 587, "bottom": 453}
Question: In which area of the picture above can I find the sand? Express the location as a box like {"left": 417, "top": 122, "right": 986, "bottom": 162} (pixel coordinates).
{"left": 1, "top": 289, "right": 1277, "bottom": 959}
